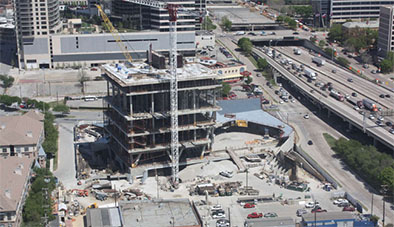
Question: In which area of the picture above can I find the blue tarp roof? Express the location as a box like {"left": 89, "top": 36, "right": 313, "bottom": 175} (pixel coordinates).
{"left": 217, "top": 98, "right": 293, "bottom": 137}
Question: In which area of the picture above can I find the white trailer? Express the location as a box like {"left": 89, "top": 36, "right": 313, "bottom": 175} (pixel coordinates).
{"left": 312, "top": 57, "right": 325, "bottom": 66}
{"left": 304, "top": 68, "right": 317, "bottom": 80}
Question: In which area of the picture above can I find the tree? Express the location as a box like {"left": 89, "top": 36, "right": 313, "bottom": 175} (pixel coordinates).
{"left": 203, "top": 16, "right": 216, "bottom": 31}
{"left": 318, "top": 40, "right": 326, "bottom": 49}
{"left": 288, "top": 19, "right": 297, "bottom": 29}
{"left": 52, "top": 104, "right": 70, "bottom": 113}
{"left": 328, "top": 24, "right": 343, "bottom": 42}
{"left": 245, "top": 76, "right": 253, "bottom": 85}
{"left": 344, "top": 37, "right": 366, "bottom": 53}
{"left": 237, "top": 38, "right": 253, "bottom": 56}
{"left": 221, "top": 16, "right": 232, "bottom": 31}
{"left": 337, "top": 57, "right": 350, "bottom": 67}
{"left": 221, "top": 82, "right": 231, "bottom": 97}
{"left": 0, "top": 75, "right": 15, "bottom": 90}
{"left": 78, "top": 69, "right": 89, "bottom": 93}
{"left": 324, "top": 47, "right": 335, "bottom": 57}
{"left": 360, "top": 52, "right": 373, "bottom": 64}
{"left": 380, "top": 52, "right": 394, "bottom": 73}
{"left": 276, "top": 15, "right": 284, "bottom": 22}
{"left": 379, "top": 167, "right": 394, "bottom": 190}
{"left": 257, "top": 58, "right": 269, "bottom": 70}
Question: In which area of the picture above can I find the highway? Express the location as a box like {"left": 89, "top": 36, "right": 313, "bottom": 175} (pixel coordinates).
{"left": 215, "top": 34, "right": 393, "bottom": 224}
{"left": 271, "top": 46, "right": 394, "bottom": 129}
{"left": 275, "top": 46, "right": 394, "bottom": 110}
{"left": 252, "top": 48, "right": 394, "bottom": 150}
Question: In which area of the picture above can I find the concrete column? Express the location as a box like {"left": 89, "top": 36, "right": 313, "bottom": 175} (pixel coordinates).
{"left": 272, "top": 69, "right": 278, "bottom": 84}
{"left": 348, "top": 122, "right": 353, "bottom": 131}
{"left": 200, "top": 146, "right": 206, "bottom": 159}
{"left": 129, "top": 96, "right": 133, "bottom": 115}
{"left": 122, "top": 91, "right": 127, "bottom": 112}
{"left": 151, "top": 94, "right": 154, "bottom": 114}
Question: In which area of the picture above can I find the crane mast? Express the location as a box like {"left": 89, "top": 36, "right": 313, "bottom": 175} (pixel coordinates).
{"left": 121, "top": 0, "right": 201, "bottom": 185}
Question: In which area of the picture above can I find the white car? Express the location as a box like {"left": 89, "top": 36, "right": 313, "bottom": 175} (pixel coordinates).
{"left": 333, "top": 198, "right": 348, "bottom": 205}
{"left": 353, "top": 106, "right": 360, "bottom": 110}
{"left": 377, "top": 116, "right": 384, "bottom": 121}
{"left": 212, "top": 213, "right": 226, "bottom": 219}
{"left": 305, "top": 202, "right": 315, "bottom": 208}
{"left": 304, "top": 114, "right": 310, "bottom": 119}
{"left": 211, "top": 205, "right": 223, "bottom": 211}
{"left": 279, "top": 100, "right": 284, "bottom": 104}
{"left": 291, "top": 99, "right": 296, "bottom": 103}
{"left": 219, "top": 171, "right": 233, "bottom": 178}
{"left": 369, "top": 115, "right": 375, "bottom": 120}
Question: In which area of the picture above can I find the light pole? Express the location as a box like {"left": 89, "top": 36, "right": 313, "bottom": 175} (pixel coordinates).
{"left": 245, "top": 168, "right": 249, "bottom": 195}
{"left": 380, "top": 185, "right": 389, "bottom": 227}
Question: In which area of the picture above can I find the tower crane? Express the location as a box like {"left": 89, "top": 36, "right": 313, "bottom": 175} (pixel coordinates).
{"left": 99, "top": 0, "right": 205, "bottom": 185}
{"left": 96, "top": 4, "right": 134, "bottom": 64}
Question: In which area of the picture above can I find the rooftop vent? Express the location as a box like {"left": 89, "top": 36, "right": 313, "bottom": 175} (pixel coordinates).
{"left": 26, "top": 131, "right": 33, "bottom": 137}
{"left": 5, "top": 190, "right": 11, "bottom": 199}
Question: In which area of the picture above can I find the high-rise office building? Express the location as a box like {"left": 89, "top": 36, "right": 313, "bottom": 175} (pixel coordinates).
{"left": 377, "top": 5, "right": 394, "bottom": 57}
{"left": 111, "top": 0, "right": 206, "bottom": 31}
{"left": 14, "top": 0, "right": 61, "bottom": 68}
{"left": 312, "top": 0, "right": 394, "bottom": 26}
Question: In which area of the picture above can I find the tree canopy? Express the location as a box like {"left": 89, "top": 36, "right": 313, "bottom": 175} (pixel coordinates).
{"left": 238, "top": 37, "right": 253, "bottom": 56}
{"left": 332, "top": 137, "right": 394, "bottom": 194}
{"left": 221, "top": 82, "right": 231, "bottom": 97}
{"left": 380, "top": 52, "right": 394, "bottom": 74}
{"left": 257, "top": 58, "right": 269, "bottom": 70}
{"left": 221, "top": 16, "right": 232, "bottom": 31}
{"left": 0, "top": 75, "right": 14, "bottom": 90}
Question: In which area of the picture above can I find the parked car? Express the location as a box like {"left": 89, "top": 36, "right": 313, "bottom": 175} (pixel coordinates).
{"left": 244, "top": 203, "right": 255, "bottom": 208}
{"left": 386, "top": 121, "right": 393, "bottom": 127}
{"left": 297, "top": 209, "right": 308, "bottom": 217}
{"left": 385, "top": 94, "right": 391, "bottom": 98}
{"left": 304, "top": 114, "right": 310, "bottom": 119}
{"left": 342, "top": 206, "right": 356, "bottom": 212}
{"left": 211, "top": 205, "right": 223, "bottom": 211}
{"left": 212, "top": 213, "right": 226, "bottom": 219}
{"left": 216, "top": 219, "right": 230, "bottom": 227}
{"left": 352, "top": 92, "right": 357, "bottom": 97}
{"left": 247, "top": 212, "right": 263, "bottom": 219}
{"left": 264, "top": 212, "right": 278, "bottom": 218}
{"left": 347, "top": 78, "right": 353, "bottom": 82}
{"left": 305, "top": 202, "right": 316, "bottom": 208}
{"left": 219, "top": 171, "right": 233, "bottom": 178}
{"left": 308, "top": 140, "right": 313, "bottom": 145}
{"left": 311, "top": 208, "right": 327, "bottom": 213}
{"left": 333, "top": 199, "right": 348, "bottom": 205}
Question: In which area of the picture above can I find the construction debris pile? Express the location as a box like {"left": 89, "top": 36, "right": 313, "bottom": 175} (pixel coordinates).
{"left": 188, "top": 181, "right": 260, "bottom": 197}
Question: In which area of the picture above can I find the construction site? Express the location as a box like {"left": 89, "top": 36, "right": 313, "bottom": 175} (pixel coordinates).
{"left": 102, "top": 61, "right": 221, "bottom": 176}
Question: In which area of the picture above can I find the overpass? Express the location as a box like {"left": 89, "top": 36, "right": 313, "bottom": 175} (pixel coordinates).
{"left": 252, "top": 48, "right": 394, "bottom": 152}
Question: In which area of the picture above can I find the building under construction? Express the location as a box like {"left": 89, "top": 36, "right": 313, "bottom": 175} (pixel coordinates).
{"left": 102, "top": 61, "right": 221, "bottom": 174}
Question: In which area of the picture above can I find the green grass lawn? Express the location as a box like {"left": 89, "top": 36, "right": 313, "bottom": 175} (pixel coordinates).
{"left": 323, "top": 133, "right": 336, "bottom": 148}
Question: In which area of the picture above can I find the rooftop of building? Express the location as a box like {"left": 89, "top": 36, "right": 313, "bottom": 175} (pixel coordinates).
{"left": 342, "top": 21, "right": 379, "bottom": 29}
{"left": 0, "top": 155, "right": 33, "bottom": 212}
{"left": 120, "top": 199, "right": 200, "bottom": 227}
{"left": 302, "top": 211, "right": 355, "bottom": 222}
{"left": 211, "top": 7, "right": 275, "bottom": 24}
{"left": 0, "top": 110, "right": 44, "bottom": 147}
{"left": 196, "top": 30, "right": 214, "bottom": 36}
{"left": 103, "top": 62, "right": 218, "bottom": 86}
{"left": 244, "top": 217, "right": 295, "bottom": 227}
{"left": 217, "top": 98, "right": 293, "bottom": 137}
{"left": 86, "top": 207, "right": 122, "bottom": 227}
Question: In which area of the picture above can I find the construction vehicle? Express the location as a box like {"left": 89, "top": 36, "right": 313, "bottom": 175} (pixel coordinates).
{"left": 72, "top": 189, "right": 89, "bottom": 197}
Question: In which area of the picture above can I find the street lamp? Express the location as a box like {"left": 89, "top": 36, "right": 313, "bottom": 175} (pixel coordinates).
{"left": 380, "top": 185, "right": 389, "bottom": 227}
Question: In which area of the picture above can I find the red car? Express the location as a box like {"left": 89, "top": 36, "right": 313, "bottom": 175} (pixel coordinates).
{"left": 311, "top": 209, "right": 327, "bottom": 213}
{"left": 342, "top": 206, "right": 355, "bottom": 212}
{"left": 243, "top": 203, "right": 255, "bottom": 209}
{"left": 247, "top": 212, "right": 263, "bottom": 219}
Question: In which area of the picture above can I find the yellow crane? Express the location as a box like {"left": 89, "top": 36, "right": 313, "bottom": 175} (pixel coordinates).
{"left": 95, "top": 4, "right": 133, "bottom": 64}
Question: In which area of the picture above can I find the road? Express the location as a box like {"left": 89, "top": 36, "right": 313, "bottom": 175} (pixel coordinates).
{"left": 215, "top": 31, "right": 393, "bottom": 224}
{"left": 54, "top": 123, "right": 78, "bottom": 189}
{"left": 54, "top": 110, "right": 103, "bottom": 189}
